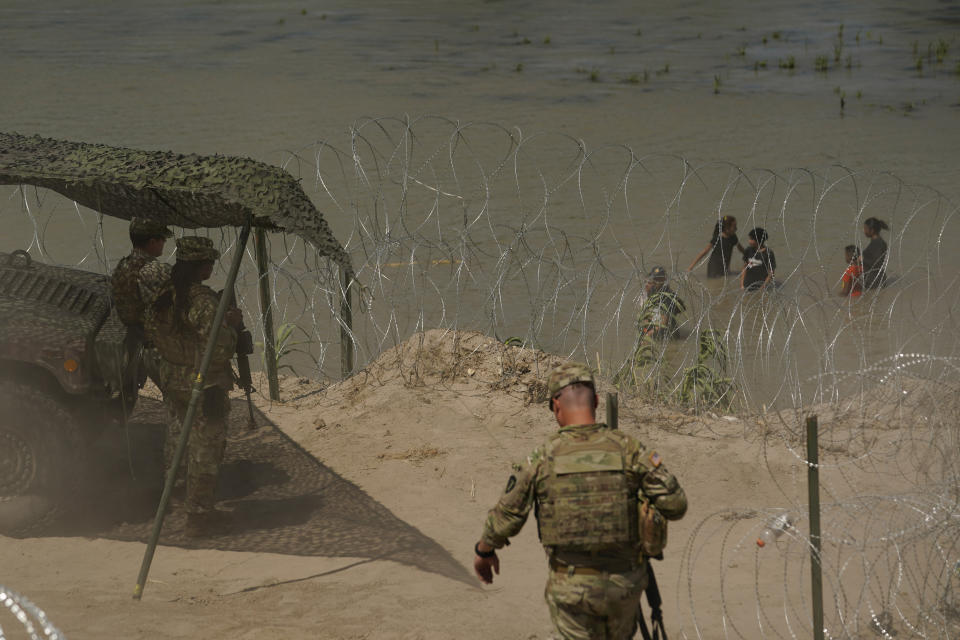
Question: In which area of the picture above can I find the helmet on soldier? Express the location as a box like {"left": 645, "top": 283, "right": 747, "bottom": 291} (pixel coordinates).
{"left": 648, "top": 265, "right": 667, "bottom": 281}
{"left": 546, "top": 362, "right": 595, "bottom": 411}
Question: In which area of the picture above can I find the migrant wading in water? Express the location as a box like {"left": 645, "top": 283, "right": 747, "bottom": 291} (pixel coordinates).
{"left": 862, "top": 217, "right": 889, "bottom": 289}
{"left": 687, "top": 215, "right": 745, "bottom": 277}
{"left": 740, "top": 227, "right": 776, "bottom": 291}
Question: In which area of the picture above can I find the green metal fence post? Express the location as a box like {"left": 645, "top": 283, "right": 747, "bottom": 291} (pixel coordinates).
{"left": 133, "top": 222, "right": 252, "bottom": 601}
{"left": 807, "top": 414, "right": 825, "bottom": 640}
{"left": 606, "top": 392, "right": 619, "bottom": 430}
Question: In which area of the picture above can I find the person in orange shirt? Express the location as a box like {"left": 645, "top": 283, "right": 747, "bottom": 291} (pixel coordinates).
{"left": 839, "top": 245, "right": 863, "bottom": 298}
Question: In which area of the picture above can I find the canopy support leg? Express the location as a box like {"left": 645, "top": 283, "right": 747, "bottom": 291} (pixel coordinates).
{"left": 340, "top": 268, "right": 354, "bottom": 379}
{"left": 133, "top": 222, "right": 252, "bottom": 601}
{"left": 254, "top": 228, "right": 279, "bottom": 401}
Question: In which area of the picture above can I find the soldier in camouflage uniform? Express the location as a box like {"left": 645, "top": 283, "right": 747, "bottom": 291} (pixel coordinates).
{"left": 145, "top": 236, "right": 242, "bottom": 536}
{"left": 617, "top": 266, "right": 687, "bottom": 384}
{"left": 110, "top": 217, "right": 173, "bottom": 395}
{"left": 637, "top": 266, "right": 685, "bottom": 342}
{"left": 474, "top": 362, "right": 687, "bottom": 640}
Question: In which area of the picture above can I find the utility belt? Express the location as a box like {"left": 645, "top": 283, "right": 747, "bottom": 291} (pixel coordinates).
{"left": 548, "top": 557, "right": 641, "bottom": 577}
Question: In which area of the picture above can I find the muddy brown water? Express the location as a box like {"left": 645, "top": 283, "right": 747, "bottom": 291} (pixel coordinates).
{"left": 2, "top": 0, "right": 959, "bottom": 408}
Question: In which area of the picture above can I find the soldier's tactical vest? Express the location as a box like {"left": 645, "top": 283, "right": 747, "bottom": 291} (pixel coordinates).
{"left": 537, "top": 429, "right": 637, "bottom": 548}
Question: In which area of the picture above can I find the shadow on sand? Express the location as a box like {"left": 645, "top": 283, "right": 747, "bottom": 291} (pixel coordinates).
{"left": 21, "top": 397, "right": 474, "bottom": 587}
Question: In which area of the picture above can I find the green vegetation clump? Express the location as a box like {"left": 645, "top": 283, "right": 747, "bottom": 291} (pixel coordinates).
{"left": 677, "top": 331, "right": 736, "bottom": 410}
{"left": 779, "top": 55, "right": 795, "bottom": 69}
{"left": 815, "top": 55, "right": 829, "bottom": 72}
{"left": 258, "top": 323, "right": 310, "bottom": 377}
{"left": 935, "top": 38, "right": 949, "bottom": 63}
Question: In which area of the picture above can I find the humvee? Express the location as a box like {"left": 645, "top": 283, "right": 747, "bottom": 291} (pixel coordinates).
{"left": 0, "top": 249, "right": 135, "bottom": 532}
{"left": 0, "top": 131, "right": 352, "bottom": 536}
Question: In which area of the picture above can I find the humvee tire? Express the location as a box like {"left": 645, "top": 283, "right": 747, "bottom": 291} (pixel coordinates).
{"left": 0, "top": 382, "right": 85, "bottom": 535}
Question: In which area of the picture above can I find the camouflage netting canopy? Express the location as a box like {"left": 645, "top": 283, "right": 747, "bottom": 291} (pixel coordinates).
{"left": 0, "top": 132, "right": 350, "bottom": 271}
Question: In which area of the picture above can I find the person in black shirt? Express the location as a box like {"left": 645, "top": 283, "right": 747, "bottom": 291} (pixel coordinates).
{"left": 688, "top": 215, "right": 745, "bottom": 277}
{"left": 861, "top": 217, "right": 889, "bottom": 289}
{"left": 740, "top": 227, "right": 776, "bottom": 291}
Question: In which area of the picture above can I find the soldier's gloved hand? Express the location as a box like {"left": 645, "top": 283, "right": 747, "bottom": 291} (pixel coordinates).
{"left": 473, "top": 543, "right": 500, "bottom": 585}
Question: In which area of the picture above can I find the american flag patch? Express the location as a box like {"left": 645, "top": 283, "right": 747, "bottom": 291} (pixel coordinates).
{"left": 649, "top": 451, "right": 662, "bottom": 468}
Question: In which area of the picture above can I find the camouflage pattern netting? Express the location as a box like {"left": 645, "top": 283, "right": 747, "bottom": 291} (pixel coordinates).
{"left": 0, "top": 131, "right": 351, "bottom": 273}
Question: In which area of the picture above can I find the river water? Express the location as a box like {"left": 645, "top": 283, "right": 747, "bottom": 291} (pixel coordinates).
{"left": 2, "top": 0, "right": 959, "bottom": 408}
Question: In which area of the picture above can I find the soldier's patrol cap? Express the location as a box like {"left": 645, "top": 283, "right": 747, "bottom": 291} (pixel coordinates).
{"left": 175, "top": 236, "right": 220, "bottom": 262}
{"left": 648, "top": 265, "right": 668, "bottom": 280}
{"left": 129, "top": 217, "right": 174, "bottom": 239}
{"left": 547, "top": 362, "right": 596, "bottom": 409}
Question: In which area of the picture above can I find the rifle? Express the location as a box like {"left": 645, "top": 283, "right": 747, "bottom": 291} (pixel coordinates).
{"left": 605, "top": 394, "right": 668, "bottom": 640}
{"left": 637, "top": 563, "right": 667, "bottom": 640}
{"left": 226, "top": 287, "right": 257, "bottom": 429}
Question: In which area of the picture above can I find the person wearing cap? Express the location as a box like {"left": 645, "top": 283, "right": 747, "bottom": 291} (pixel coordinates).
{"left": 638, "top": 266, "right": 686, "bottom": 340}
{"left": 739, "top": 227, "right": 776, "bottom": 291}
{"left": 473, "top": 362, "right": 687, "bottom": 639}
{"left": 145, "top": 235, "right": 243, "bottom": 536}
{"left": 111, "top": 217, "right": 173, "bottom": 328}
{"left": 110, "top": 217, "right": 174, "bottom": 396}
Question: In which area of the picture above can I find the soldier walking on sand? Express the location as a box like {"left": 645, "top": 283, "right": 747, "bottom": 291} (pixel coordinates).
{"left": 473, "top": 362, "right": 687, "bottom": 640}
{"left": 110, "top": 217, "right": 173, "bottom": 396}
{"left": 145, "top": 236, "right": 243, "bottom": 536}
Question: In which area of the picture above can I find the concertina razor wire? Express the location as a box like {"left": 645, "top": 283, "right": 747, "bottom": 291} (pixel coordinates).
{"left": 3, "top": 116, "right": 958, "bottom": 638}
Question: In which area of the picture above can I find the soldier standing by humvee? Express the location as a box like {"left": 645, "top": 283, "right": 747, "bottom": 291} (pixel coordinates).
{"left": 145, "top": 236, "right": 243, "bottom": 536}
{"left": 473, "top": 363, "right": 687, "bottom": 640}
{"left": 110, "top": 217, "right": 173, "bottom": 395}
